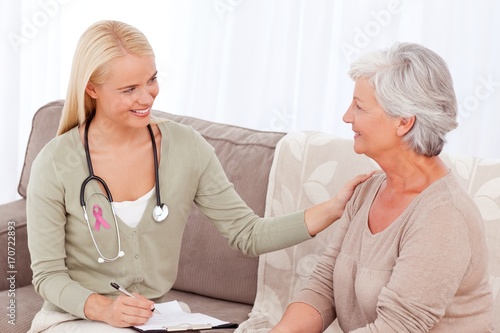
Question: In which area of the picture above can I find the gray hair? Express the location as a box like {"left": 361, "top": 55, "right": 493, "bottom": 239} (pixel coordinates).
{"left": 348, "top": 42, "right": 458, "bottom": 156}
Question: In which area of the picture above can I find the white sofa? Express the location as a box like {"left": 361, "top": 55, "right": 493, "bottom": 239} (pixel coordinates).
{"left": 237, "top": 131, "right": 500, "bottom": 332}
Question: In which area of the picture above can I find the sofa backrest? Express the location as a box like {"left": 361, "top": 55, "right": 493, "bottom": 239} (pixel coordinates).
{"left": 19, "top": 100, "right": 285, "bottom": 305}
{"left": 18, "top": 100, "right": 63, "bottom": 198}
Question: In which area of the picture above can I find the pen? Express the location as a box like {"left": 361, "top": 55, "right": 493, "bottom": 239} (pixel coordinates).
{"left": 110, "top": 282, "right": 161, "bottom": 315}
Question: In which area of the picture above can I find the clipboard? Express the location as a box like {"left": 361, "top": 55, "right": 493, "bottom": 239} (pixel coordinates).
{"left": 131, "top": 300, "right": 238, "bottom": 332}
{"left": 132, "top": 322, "right": 238, "bottom": 332}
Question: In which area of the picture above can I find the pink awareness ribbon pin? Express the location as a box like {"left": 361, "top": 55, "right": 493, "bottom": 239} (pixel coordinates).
{"left": 93, "top": 204, "right": 111, "bottom": 231}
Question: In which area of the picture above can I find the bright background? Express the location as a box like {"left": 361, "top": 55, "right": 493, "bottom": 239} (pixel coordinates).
{"left": 1, "top": 0, "right": 499, "bottom": 204}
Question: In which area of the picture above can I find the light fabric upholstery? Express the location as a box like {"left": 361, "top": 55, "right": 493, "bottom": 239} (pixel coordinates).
{"left": 237, "top": 131, "right": 500, "bottom": 332}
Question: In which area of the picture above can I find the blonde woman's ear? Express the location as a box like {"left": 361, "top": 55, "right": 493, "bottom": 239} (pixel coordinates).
{"left": 85, "top": 82, "right": 98, "bottom": 99}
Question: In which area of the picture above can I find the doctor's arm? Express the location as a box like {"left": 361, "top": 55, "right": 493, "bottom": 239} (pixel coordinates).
{"left": 193, "top": 135, "right": 375, "bottom": 255}
{"left": 27, "top": 150, "right": 94, "bottom": 318}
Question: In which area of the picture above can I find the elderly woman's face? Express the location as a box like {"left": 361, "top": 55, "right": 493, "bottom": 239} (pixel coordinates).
{"left": 343, "top": 78, "right": 400, "bottom": 159}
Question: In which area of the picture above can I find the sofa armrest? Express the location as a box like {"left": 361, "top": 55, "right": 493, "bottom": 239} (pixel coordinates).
{"left": 0, "top": 199, "right": 32, "bottom": 291}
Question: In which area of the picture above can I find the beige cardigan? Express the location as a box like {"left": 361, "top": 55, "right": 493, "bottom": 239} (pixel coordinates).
{"left": 294, "top": 173, "right": 494, "bottom": 332}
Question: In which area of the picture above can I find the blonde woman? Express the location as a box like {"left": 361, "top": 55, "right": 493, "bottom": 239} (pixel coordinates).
{"left": 27, "top": 20, "right": 372, "bottom": 332}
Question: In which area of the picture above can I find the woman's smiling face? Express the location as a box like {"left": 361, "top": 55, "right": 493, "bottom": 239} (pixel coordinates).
{"left": 85, "top": 53, "right": 159, "bottom": 129}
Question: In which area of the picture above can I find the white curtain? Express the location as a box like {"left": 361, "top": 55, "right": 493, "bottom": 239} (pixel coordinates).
{"left": 1, "top": 0, "right": 499, "bottom": 205}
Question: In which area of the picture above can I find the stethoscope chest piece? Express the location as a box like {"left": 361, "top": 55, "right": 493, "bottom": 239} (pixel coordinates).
{"left": 153, "top": 204, "right": 169, "bottom": 222}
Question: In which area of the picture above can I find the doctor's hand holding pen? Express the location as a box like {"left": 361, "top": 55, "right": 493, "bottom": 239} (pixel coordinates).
{"left": 84, "top": 288, "right": 155, "bottom": 327}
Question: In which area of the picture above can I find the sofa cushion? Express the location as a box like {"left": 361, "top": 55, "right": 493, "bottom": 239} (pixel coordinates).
{"left": 237, "top": 131, "right": 500, "bottom": 332}
{"left": 155, "top": 111, "right": 286, "bottom": 304}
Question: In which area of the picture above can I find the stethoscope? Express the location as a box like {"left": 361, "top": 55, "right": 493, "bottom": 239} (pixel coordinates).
{"left": 80, "top": 112, "right": 169, "bottom": 263}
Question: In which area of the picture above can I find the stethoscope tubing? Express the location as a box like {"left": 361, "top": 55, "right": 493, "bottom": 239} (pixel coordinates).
{"left": 79, "top": 111, "right": 167, "bottom": 263}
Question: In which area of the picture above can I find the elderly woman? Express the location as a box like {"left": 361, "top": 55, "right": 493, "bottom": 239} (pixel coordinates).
{"left": 271, "top": 43, "right": 494, "bottom": 332}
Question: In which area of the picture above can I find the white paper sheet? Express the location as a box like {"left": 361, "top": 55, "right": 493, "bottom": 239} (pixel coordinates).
{"left": 134, "top": 300, "right": 230, "bottom": 331}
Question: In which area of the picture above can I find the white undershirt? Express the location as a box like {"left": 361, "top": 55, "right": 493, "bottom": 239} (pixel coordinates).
{"left": 113, "top": 187, "right": 155, "bottom": 228}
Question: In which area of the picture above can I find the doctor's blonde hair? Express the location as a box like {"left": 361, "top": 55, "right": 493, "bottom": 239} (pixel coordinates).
{"left": 57, "top": 20, "right": 155, "bottom": 135}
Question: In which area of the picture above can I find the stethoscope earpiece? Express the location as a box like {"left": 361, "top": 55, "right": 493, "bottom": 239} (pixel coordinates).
{"left": 153, "top": 204, "right": 169, "bottom": 222}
